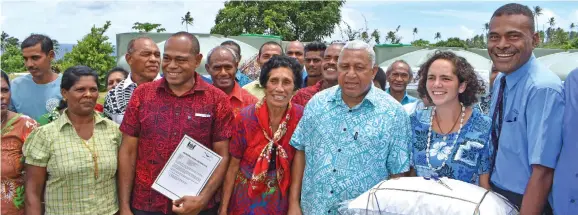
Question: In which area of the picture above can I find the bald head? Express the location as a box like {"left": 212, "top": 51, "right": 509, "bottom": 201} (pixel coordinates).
{"left": 286, "top": 41, "right": 305, "bottom": 65}
{"left": 168, "top": 31, "right": 200, "bottom": 55}
{"left": 206, "top": 46, "right": 238, "bottom": 65}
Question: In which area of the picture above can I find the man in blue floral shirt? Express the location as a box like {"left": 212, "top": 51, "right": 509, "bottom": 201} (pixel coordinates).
{"left": 289, "top": 40, "right": 412, "bottom": 215}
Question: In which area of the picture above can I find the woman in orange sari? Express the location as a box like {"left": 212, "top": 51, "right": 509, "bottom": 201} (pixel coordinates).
{"left": 1, "top": 71, "right": 38, "bottom": 215}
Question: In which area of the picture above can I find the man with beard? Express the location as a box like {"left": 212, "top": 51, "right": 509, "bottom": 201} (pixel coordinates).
{"left": 10, "top": 34, "right": 61, "bottom": 119}
{"left": 488, "top": 3, "right": 564, "bottom": 215}
{"left": 385, "top": 60, "right": 417, "bottom": 105}
{"left": 205, "top": 46, "right": 258, "bottom": 117}
{"left": 104, "top": 36, "right": 161, "bottom": 124}
{"left": 292, "top": 42, "right": 344, "bottom": 106}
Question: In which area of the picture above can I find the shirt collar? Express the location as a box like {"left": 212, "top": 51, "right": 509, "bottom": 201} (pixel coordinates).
{"left": 158, "top": 72, "right": 208, "bottom": 96}
{"left": 229, "top": 82, "right": 244, "bottom": 102}
{"left": 122, "top": 72, "right": 162, "bottom": 90}
{"left": 56, "top": 110, "right": 108, "bottom": 131}
{"left": 504, "top": 54, "right": 535, "bottom": 91}
{"left": 386, "top": 88, "right": 410, "bottom": 102}
{"left": 327, "top": 85, "right": 380, "bottom": 108}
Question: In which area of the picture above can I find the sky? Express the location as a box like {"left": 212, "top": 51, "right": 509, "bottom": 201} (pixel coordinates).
{"left": 1, "top": 0, "right": 577, "bottom": 47}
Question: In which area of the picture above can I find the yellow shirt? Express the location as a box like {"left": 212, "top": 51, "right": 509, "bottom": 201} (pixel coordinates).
{"left": 242, "top": 80, "right": 266, "bottom": 100}
{"left": 23, "top": 111, "right": 121, "bottom": 215}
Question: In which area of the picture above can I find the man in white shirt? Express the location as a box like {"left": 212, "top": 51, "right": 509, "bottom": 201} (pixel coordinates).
{"left": 104, "top": 36, "right": 161, "bottom": 124}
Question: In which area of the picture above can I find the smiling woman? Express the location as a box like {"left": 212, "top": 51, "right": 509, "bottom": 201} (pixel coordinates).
{"left": 220, "top": 55, "right": 304, "bottom": 215}
{"left": 409, "top": 51, "right": 492, "bottom": 190}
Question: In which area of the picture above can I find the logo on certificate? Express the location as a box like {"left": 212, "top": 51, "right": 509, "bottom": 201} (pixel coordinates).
{"left": 187, "top": 141, "right": 197, "bottom": 150}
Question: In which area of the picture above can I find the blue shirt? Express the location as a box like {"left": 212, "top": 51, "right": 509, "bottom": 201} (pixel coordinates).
{"left": 386, "top": 88, "right": 418, "bottom": 105}
{"left": 410, "top": 107, "right": 492, "bottom": 185}
{"left": 553, "top": 68, "right": 578, "bottom": 215}
{"left": 200, "top": 69, "right": 252, "bottom": 87}
{"left": 10, "top": 74, "right": 63, "bottom": 119}
{"left": 490, "top": 55, "right": 564, "bottom": 197}
{"left": 301, "top": 67, "right": 308, "bottom": 88}
{"left": 290, "top": 85, "right": 412, "bottom": 215}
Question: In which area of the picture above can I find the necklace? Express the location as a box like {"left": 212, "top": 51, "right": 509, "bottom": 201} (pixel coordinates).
{"left": 435, "top": 107, "right": 461, "bottom": 141}
{"left": 81, "top": 138, "right": 99, "bottom": 179}
{"left": 425, "top": 102, "right": 465, "bottom": 171}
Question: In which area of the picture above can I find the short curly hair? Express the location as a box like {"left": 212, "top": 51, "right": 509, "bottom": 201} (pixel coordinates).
{"left": 259, "top": 55, "right": 303, "bottom": 91}
{"left": 416, "top": 50, "right": 486, "bottom": 107}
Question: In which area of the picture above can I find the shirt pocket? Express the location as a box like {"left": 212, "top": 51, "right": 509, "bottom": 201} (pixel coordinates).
{"left": 183, "top": 105, "right": 214, "bottom": 142}
{"left": 500, "top": 109, "right": 522, "bottom": 154}
{"left": 453, "top": 141, "right": 484, "bottom": 167}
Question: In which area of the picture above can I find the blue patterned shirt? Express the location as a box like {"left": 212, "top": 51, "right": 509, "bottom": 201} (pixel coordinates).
{"left": 410, "top": 107, "right": 492, "bottom": 185}
{"left": 290, "top": 85, "right": 412, "bottom": 215}
{"left": 200, "top": 69, "right": 252, "bottom": 87}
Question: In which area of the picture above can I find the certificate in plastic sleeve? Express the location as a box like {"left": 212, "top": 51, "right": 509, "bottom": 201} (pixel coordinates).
{"left": 151, "top": 135, "right": 222, "bottom": 200}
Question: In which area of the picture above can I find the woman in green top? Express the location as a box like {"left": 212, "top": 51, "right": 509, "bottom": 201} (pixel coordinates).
{"left": 24, "top": 66, "right": 121, "bottom": 215}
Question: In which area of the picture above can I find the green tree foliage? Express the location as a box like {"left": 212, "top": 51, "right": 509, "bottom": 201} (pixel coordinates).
{"left": 1, "top": 32, "right": 25, "bottom": 73}
{"left": 411, "top": 39, "right": 430, "bottom": 47}
{"left": 210, "top": 1, "right": 344, "bottom": 41}
{"left": 384, "top": 25, "right": 402, "bottom": 44}
{"left": 132, "top": 22, "right": 166, "bottom": 33}
{"left": 338, "top": 17, "right": 381, "bottom": 44}
{"left": 181, "top": 11, "right": 194, "bottom": 32}
{"left": 434, "top": 37, "right": 468, "bottom": 48}
{"left": 56, "top": 21, "right": 116, "bottom": 91}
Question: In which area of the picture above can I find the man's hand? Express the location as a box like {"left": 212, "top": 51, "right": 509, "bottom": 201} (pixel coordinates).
{"left": 172, "top": 196, "right": 208, "bottom": 215}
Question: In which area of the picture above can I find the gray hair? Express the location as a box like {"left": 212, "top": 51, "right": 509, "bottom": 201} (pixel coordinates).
{"left": 386, "top": 60, "right": 413, "bottom": 80}
{"left": 338, "top": 40, "right": 376, "bottom": 66}
{"left": 127, "top": 36, "right": 154, "bottom": 54}
{"left": 206, "top": 46, "right": 239, "bottom": 65}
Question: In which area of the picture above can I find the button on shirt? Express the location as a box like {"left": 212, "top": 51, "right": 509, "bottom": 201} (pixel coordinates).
{"left": 23, "top": 112, "right": 121, "bottom": 215}
{"left": 553, "top": 68, "right": 578, "bottom": 215}
{"left": 489, "top": 55, "right": 564, "bottom": 197}
{"left": 119, "top": 73, "right": 234, "bottom": 213}
{"left": 290, "top": 85, "right": 412, "bottom": 215}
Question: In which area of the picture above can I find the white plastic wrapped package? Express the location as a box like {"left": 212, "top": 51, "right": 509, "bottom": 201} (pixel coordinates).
{"left": 338, "top": 177, "right": 519, "bottom": 215}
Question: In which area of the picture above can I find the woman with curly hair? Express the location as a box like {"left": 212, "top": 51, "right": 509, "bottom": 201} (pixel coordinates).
{"left": 409, "top": 51, "right": 492, "bottom": 189}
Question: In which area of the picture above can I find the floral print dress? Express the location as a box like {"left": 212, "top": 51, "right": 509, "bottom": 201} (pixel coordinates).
{"left": 1, "top": 114, "right": 38, "bottom": 215}
{"left": 410, "top": 107, "right": 493, "bottom": 185}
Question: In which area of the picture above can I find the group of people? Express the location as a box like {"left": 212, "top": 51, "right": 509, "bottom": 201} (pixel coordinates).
{"left": 1, "top": 3, "right": 577, "bottom": 215}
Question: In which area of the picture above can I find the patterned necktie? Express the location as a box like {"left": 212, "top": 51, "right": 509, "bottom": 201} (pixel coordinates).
{"left": 490, "top": 76, "right": 507, "bottom": 174}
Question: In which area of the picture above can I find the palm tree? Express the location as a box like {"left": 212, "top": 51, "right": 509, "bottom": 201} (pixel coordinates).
{"left": 181, "top": 11, "right": 194, "bottom": 32}
{"left": 547, "top": 17, "right": 555, "bottom": 43}
{"left": 533, "top": 6, "right": 543, "bottom": 32}
{"left": 435, "top": 32, "right": 441, "bottom": 41}
{"left": 570, "top": 23, "right": 575, "bottom": 32}
{"left": 548, "top": 17, "right": 556, "bottom": 28}
{"left": 413, "top": 27, "right": 418, "bottom": 41}
{"left": 484, "top": 22, "right": 490, "bottom": 38}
